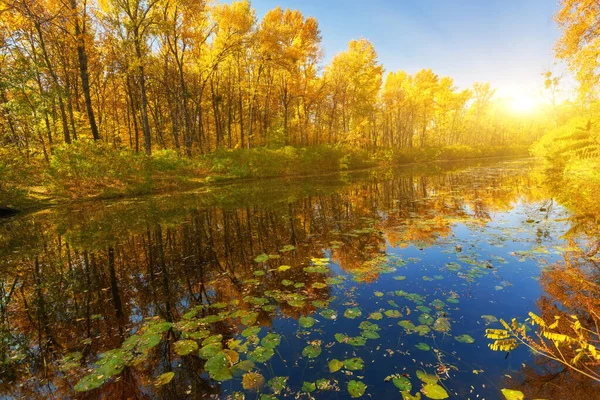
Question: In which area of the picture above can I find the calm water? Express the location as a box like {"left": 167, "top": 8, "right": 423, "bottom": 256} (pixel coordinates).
{"left": 0, "top": 159, "right": 587, "bottom": 399}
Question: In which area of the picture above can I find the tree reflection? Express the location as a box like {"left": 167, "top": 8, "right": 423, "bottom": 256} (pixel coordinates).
{"left": 0, "top": 160, "right": 551, "bottom": 397}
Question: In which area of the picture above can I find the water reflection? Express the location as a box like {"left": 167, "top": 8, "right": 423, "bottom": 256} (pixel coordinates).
{"left": 0, "top": 159, "right": 597, "bottom": 399}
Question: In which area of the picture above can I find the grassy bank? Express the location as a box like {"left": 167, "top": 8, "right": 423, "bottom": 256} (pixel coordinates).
{"left": 0, "top": 142, "right": 529, "bottom": 210}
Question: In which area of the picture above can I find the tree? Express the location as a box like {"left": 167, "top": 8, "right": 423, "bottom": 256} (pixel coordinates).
{"left": 555, "top": 0, "right": 600, "bottom": 100}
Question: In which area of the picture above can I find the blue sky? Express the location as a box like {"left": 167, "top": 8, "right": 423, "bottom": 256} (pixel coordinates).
{"left": 253, "top": 0, "right": 561, "bottom": 97}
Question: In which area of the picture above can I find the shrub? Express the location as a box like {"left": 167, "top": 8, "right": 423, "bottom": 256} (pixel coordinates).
{"left": 47, "top": 141, "right": 149, "bottom": 198}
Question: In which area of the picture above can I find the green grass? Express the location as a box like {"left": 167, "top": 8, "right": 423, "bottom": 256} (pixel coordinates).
{"left": 0, "top": 142, "right": 530, "bottom": 209}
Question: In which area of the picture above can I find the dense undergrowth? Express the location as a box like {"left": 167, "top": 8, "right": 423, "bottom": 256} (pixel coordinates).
{"left": 0, "top": 142, "right": 529, "bottom": 209}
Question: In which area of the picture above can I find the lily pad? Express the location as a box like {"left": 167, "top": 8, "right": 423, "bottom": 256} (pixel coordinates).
{"left": 199, "top": 343, "right": 222, "bottom": 359}
{"left": 248, "top": 346, "right": 274, "bottom": 363}
{"left": 501, "top": 388, "right": 525, "bottom": 400}
{"left": 455, "top": 334, "right": 475, "bottom": 344}
{"left": 416, "top": 370, "right": 438, "bottom": 384}
{"left": 344, "top": 307, "right": 362, "bottom": 319}
{"left": 242, "top": 326, "right": 261, "bottom": 337}
{"left": 242, "top": 372, "right": 265, "bottom": 391}
{"left": 268, "top": 376, "right": 288, "bottom": 394}
{"left": 299, "top": 316, "right": 316, "bottom": 328}
{"left": 385, "top": 309, "right": 403, "bottom": 318}
{"left": 302, "top": 381, "right": 316, "bottom": 392}
{"left": 368, "top": 312, "right": 383, "bottom": 320}
{"left": 254, "top": 254, "right": 270, "bottom": 263}
{"left": 415, "top": 342, "right": 431, "bottom": 351}
{"left": 433, "top": 317, "right": 451, "bottom": 333}
{"left": 348, "top": 380, "right": 367, "bottom": 398}
{"left": 391, "top": 375, "right": 412, "bottom": 391}
{"left": 154, "top": 371, "right": 175, "bottom": 386}
{"left": 343, "top": 357, "right": 364, "bottom": 370}
{"left": 261, "top": 333, "right": 281, "bottom": 349}
{"left": 173, "top": 340, "right": 198, "bottom": 356}
{"left": 320, "top": 309, "right": 338, "bottom": 320}
{"left": 302, "top": 343, "right": 322, "bottom": 359}
{"left": 329, "top": 358, "right": 344, "bottom": 372}
{"left": 421, "top": 383, "right": 449, "bottom": 399}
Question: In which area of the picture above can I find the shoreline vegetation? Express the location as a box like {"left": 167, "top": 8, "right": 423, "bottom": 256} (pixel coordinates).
{"left": 1, "top": 143, "right": 529, "bottom": 212}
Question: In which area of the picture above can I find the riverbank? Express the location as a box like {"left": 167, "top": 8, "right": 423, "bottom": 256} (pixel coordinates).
{"left": 0, "top": 143, "right": 530, "bottom": 213}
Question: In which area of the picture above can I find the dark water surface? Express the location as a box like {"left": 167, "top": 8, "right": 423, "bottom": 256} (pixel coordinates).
{"left": 0, "top": 159, "right": 586, "bottom": 399}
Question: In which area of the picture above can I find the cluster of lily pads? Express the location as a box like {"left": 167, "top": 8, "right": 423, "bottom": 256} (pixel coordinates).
{"left": 68, "top": 235, "right": 530, "bottom": 399}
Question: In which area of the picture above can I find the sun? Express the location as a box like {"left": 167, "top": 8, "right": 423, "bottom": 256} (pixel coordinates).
{"left": 508, "top": 93, "right": 539, "bottom": 114}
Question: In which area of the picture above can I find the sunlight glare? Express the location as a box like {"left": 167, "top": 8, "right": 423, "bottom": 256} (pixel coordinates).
{"left": 509, "top": 93, "right": 539, "bottom": 114}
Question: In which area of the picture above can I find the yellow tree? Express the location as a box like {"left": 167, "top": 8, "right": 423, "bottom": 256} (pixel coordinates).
{"left": 256, "top": 7, "right": 322, "bottom": 145}
{"left": 324, "top": 38, "right": 382, "bottom": 146}
{"left": 99, "top": 0, "right": 160, "bottom": 154}
{"left": 555, "top": 0, "right": 600, "bottom": 99}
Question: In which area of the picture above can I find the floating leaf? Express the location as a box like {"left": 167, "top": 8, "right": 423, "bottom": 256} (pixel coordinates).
{"left": 254, "top": 254, "right": 270, "bottom": 263}
{"left": 299, "top": 316, "right": 316, "bottom": 328}
{"left": 398, "top": 320, "right": 416, "bottom": 332}
{"left": 433, "top": 317, "right": 451, "bottom": 333}
{"left": 415, "top": 342, "right": 430, "bottom": 351}
{"left": 335, "top": 333, "right": 349, "bottom": 343}
{"left": 391, "top": 375, "right": 412, "bottom": 391}
{"left": 329, "top": 359, "right": 344, "bottom": 372}
{"left": 416, "top": 306, "right": 432, "bottom": 313}
{"left": 203, "top": 334, "right": 223, "bottom": 345}
{"left": 431, "top": 299, "right": 446, "bottom": 309}
{"left": 421, "top": 384, "right": 449, "bottom": 399}
{"left": 242, "top": 326, "right": 261, "bottom": 337}
{"left": 326, "top": 277, "right": 344, "bottom": 285}
{"left": 278, "top": 265, "right": 291, "bottom": 272}
{"left": 369, "top": 312, "right": 383, "bottom": 320}
{"left": 312, "top": 282, "right": 327, "bottom": 289}
{"left": 199, "top": 343, "right": 222, "bottom": 359}
{"left": 173, "top": 340, "right": 198, "bottom": 356}
{"left": 320, "top": 309, "right": 337, "bottom": 320}
{"left": 418, "top": 314, "right": 434, "bottom": 326}
{"left": 481, "top": 315, "right": 498, "bottom": 325}
{"left": 455, "top": 334, "right": 475, "bottom": 344}
{"left": 248, "top": 346, "right": 274, "bottom": 363}
{"left": 205, "top": 353, "right": 232, "bottom": 381}
{"left": 388, "top": 300, "right": 401, "bottom": 308}
{"left": 231, "top": 360, "right": 255, "bottom": 376}
{"left": 316, "top": 378, "right": 330, "bottom": 390}
{"left": 74, "top": 373, "right": 106, "bottom": 392}
{"left": 261, "top": 333, "right": 281, "bottom": 349}
{"left": 361, "top": 330, "right": 380, "bottom": 339}
{"left": 385, "top": 309, "right": 403, "bottom": 318}
{"left": 348, "top": 380, "right": 367, "bottom": 398}
{"left": 343, "top": 357, "right": 364, "bottom": 371}
{"left": 302, "top": 343, "right": 322, "bottom": 359}
{"left": 344, "top": 307, "right": 362, "bottom": 319}
{"left": 416, "top": 370, "right": 438, "bottom": 384}
{"left": 268, "top": 376, "right": 288, "bottom": 394}
{"left": 415, "top": 325, "right": 431, "bottom": 336}
{"left": 302, "top": 381, "right": 316, "bottom": 392}
{"left": 348, "top": 336, "right": 367, "bottom": 347}
{"left": 154, "top": 371, "right": 174, "bottom": 386}
{"left": 223, "top": 349, "right": 239, "bottom": 364}
{"left": 242, "top": 372, "right": 265, "bottom": 391}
